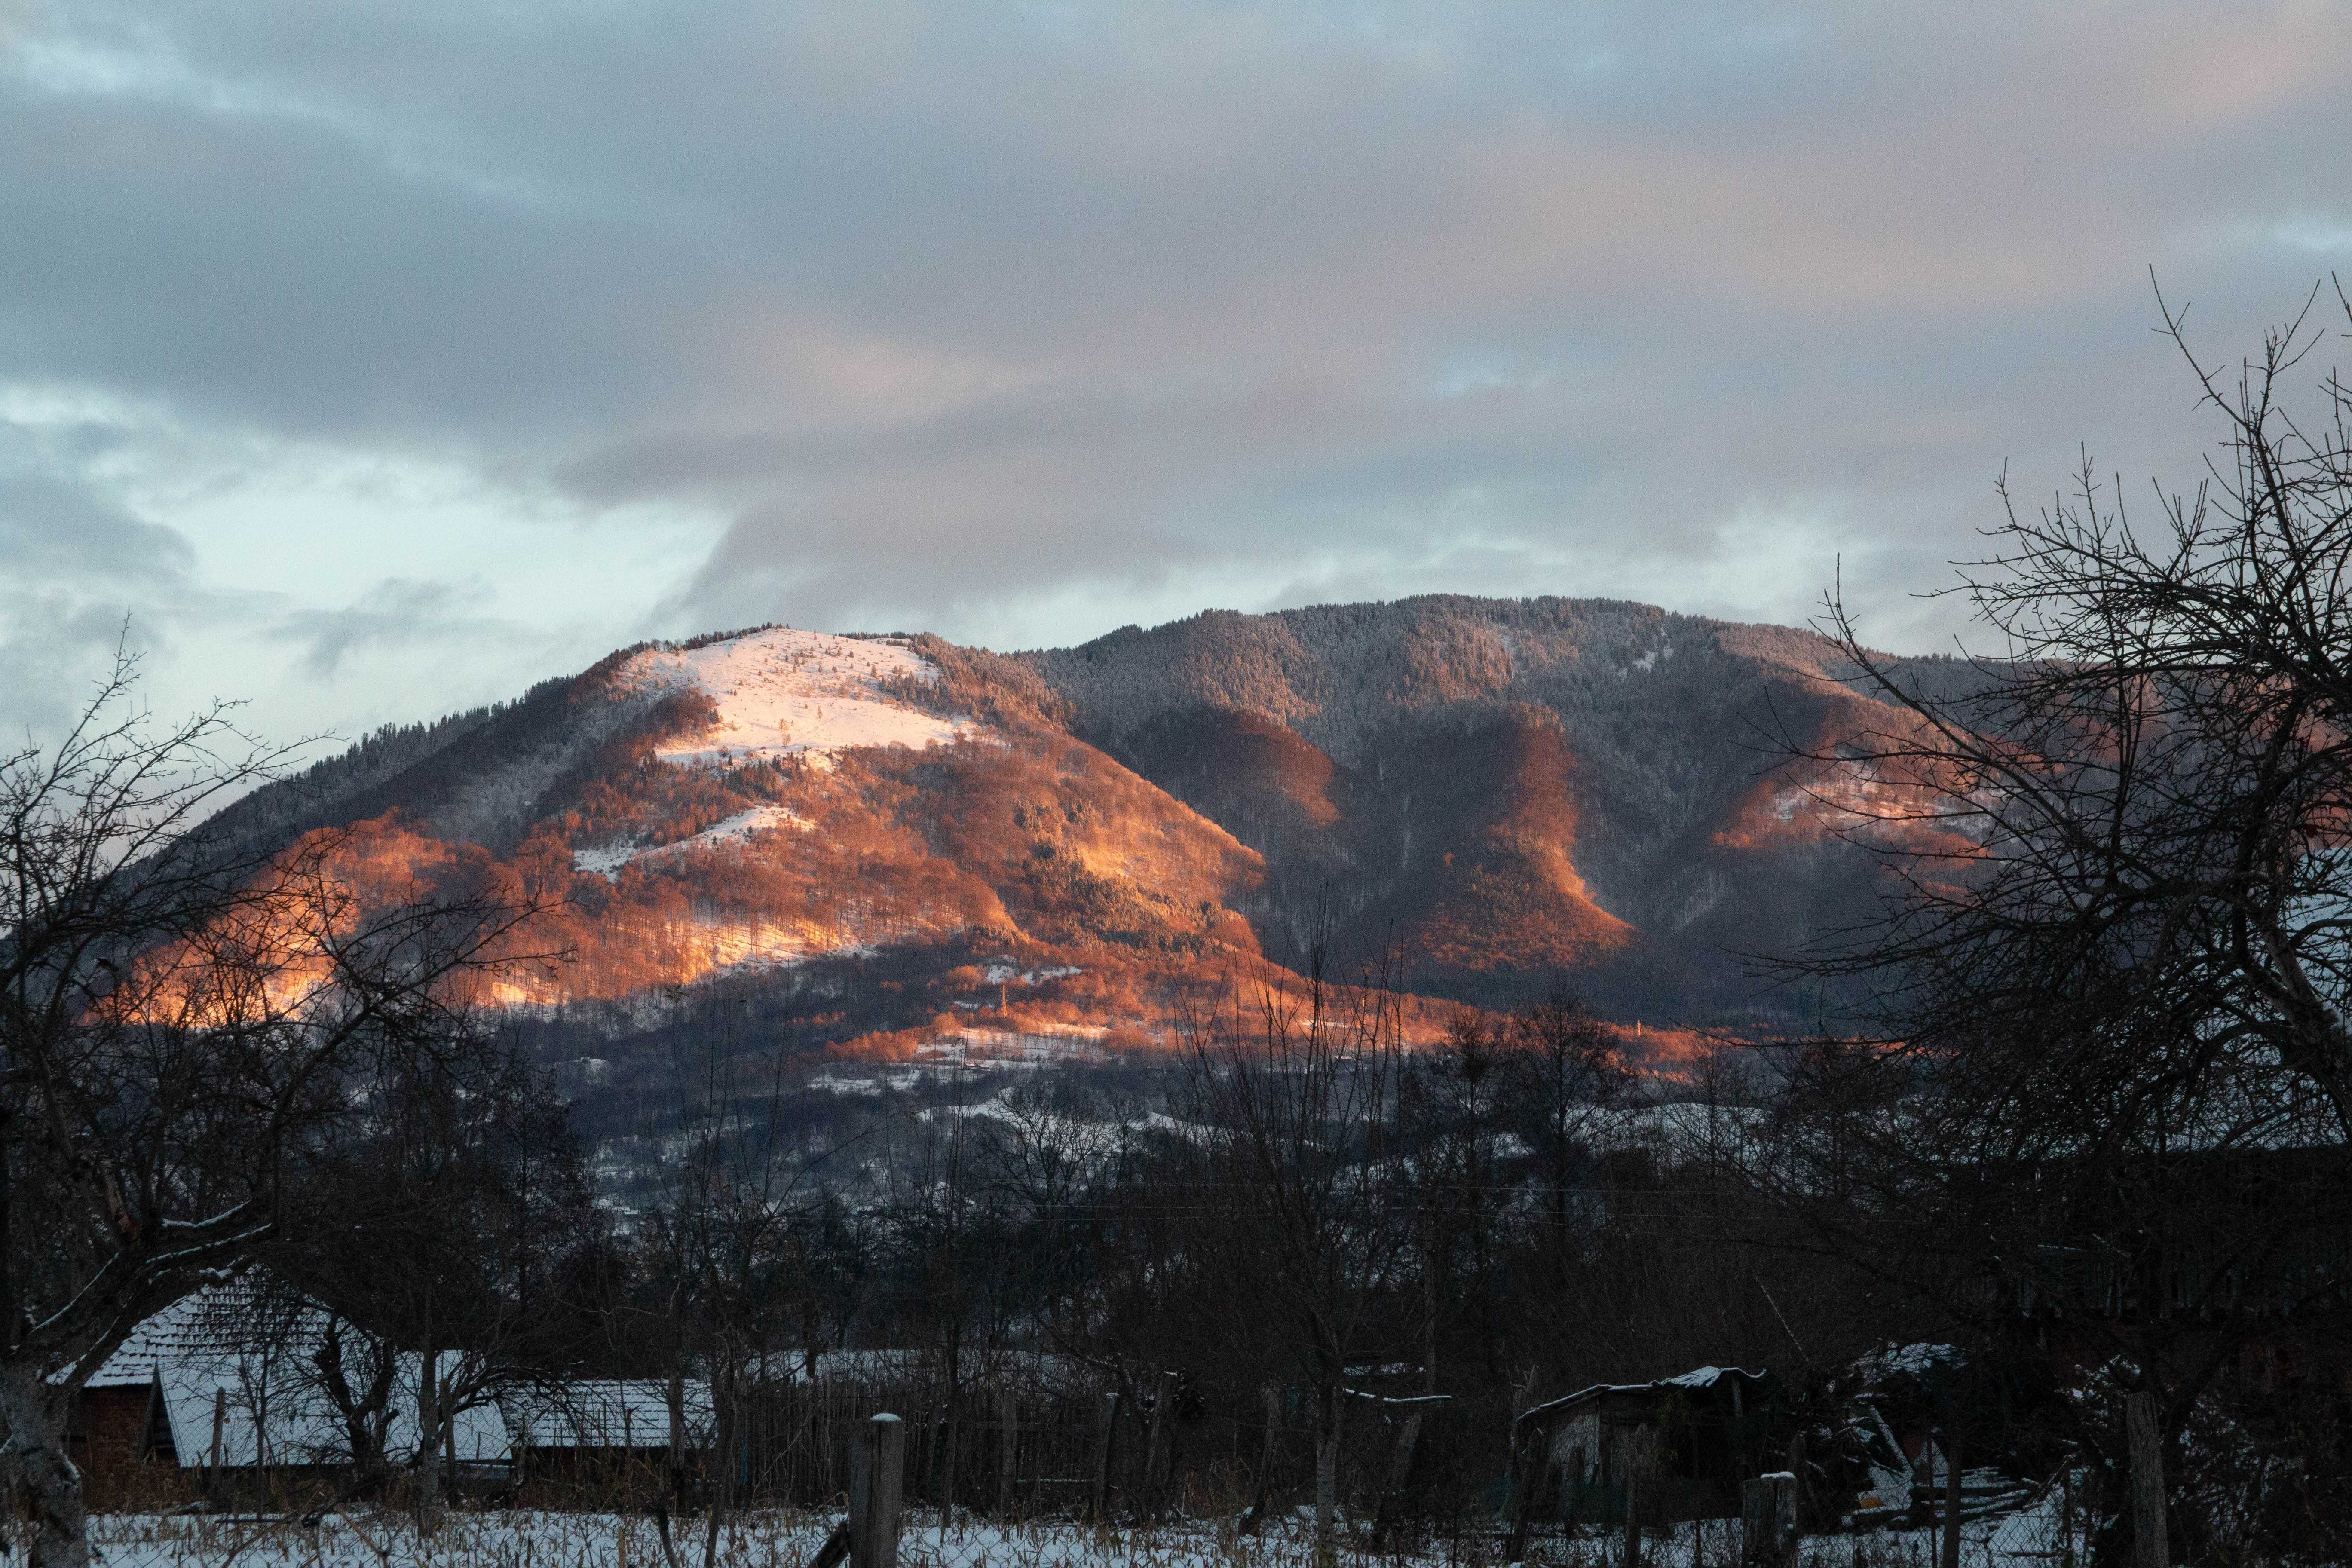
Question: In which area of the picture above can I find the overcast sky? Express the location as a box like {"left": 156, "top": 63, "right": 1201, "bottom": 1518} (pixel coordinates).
{"left": 5, "top": 1, "right": 2351, "bottom": 750}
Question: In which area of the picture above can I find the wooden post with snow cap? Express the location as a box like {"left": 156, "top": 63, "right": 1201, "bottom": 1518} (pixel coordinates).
{"left": 1740, "top": 1472, "right": 1796, "bottom": 1568}
{"left": 849, "top": 1413, "right": 906, "bottom": 1568}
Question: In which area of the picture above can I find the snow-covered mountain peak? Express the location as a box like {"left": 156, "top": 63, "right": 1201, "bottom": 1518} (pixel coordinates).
{"left": 624, "top": 627, "right": 977, "bottom": 767}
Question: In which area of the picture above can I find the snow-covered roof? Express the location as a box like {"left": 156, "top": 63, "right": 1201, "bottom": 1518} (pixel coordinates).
{"left": 498, "top": 1380, "right": 714, "bottom": 1451}
{"left": 85, "top": 1278, "right": 508, "bottom": 1469}
{"left": 156, "top": 1354, "right": 511, "bottom": 1470}
{"left": 1517, "top": 1364, "right": 1773, "bottom": 1425}
{"left": 83, "top": 1284, "right": 265, "bottom": 1390}
{"left": 1659, "top": 1365, "right": 1748, "bottom": 1390}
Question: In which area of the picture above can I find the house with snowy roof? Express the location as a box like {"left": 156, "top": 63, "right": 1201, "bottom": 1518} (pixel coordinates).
{"left": 70, "top": 1279, "right": 517, "bottom": 1503}
{"left": 1510, "top": 1365, "right": 1785, "bottom": 1526}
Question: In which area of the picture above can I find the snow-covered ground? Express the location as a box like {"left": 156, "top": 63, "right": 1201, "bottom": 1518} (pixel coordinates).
{"left": 980, "top": 961, "right": 1084, "bottom": 987}
{"left": 626, "top": 628, "right": 977, "bottom": 768}
{"left": 77, "top": 1509, "right": 1393, "bottom": 1568}
{"left": 805, "top": 1031, "right": 1115, "bottom": 1095}
{"left": 76, "top": 1497, "right": 2088, "bottom": 1568}
{"left": 918, "top": 1026, "right": 1107, "bottom": 1063}
{"left": 573, "top": 805, "right": 806, "bottom": 879}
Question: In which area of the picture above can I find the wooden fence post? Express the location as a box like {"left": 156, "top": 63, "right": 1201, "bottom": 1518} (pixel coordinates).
{"left": 1622, "top": 1468, "right": 1640, "bottom": 1568}
{"left": 816, "top": 1388, "right": 835, "bottom": 1503}
{"left": 668, "top": 1371, "right": 687, "bottom": 1509}
{"left": 996, "top": 1387, "right": 1019, "bottom": 1516}
{"left": 1090, "top": 1389, "right": 1122, "bottom": 1523}
{"left": 935, "top": 1402, "right": 956, "bottom": 1519}
{"left": 1260, "top": 1385, "right": 1280, "bottom": 1491}
{"left": 208, "top": 1387, "right": 226, "bottom": 1498}
{"left": 1238, "top": 1384, "right": 1280, "bottom": 1536}
{"left": 1941, "top": 1429, "right": 1962, "bottom": 1568}
{"left": 1143, "top": 1371, "right": 1176, "bottom": 1518}
{"left": 1741, "top": 1472, "right": 1796, "bottom": 1568}
{"left": 849, "top": 1413, "right": 906, "bottom": 1568}
{"left": 2061, "top": 1462, "right": 2076, "bottom": 1568}
{"left": 1504, "top": 1423, "right": 1540, "bottom": 1565}
{"left": 2125, "top": 1392, "right": 2170, "bottom": 1568}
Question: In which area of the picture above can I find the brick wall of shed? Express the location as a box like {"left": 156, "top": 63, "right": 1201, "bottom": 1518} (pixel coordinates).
{"left": 73, "top": 1388, "right": 159, "bottom": 1508}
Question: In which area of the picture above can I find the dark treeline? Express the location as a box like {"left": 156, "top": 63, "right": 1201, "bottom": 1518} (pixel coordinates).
{"left": 474, "top": 957, "right": 1882, "bottom": 1555}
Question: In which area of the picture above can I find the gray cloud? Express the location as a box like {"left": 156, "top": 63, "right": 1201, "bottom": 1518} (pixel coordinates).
{"left": 0, "top": 429, "right": 207, "bottom": 734}
{"left": 0, "top": 469, "right": 194, "bottom": 580}
{"left": 273, "top": 576, "right": 505, "bottom": 680}
{"left": 4, "top": 1, "right": 2352, "bottom": 742}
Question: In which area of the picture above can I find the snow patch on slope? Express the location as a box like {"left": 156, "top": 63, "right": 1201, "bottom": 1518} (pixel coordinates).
{"left": 571, "top": 805, "right": 804, "bottom": 880}
{"left": 625, "top": 628, "right": 977, "bottom": 767}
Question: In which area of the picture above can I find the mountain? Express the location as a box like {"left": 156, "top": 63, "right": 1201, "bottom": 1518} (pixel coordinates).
{"left": 1014, "top": 596, "right": 1970, "bottom": 1025}
{"left": 212, "top": 595, "right": 1960, "bottom": 1066}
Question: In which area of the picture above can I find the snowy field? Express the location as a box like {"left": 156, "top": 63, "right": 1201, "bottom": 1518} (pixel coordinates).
{"left": 626, "top": 628, "right": 977, "bottom": 768}
{"left": 573, "top": 805, "right": 806, "bottom": 879}
{"left": 74, "top": 1494, "right": 2081, "bottom": 1568}
{"left": 83, "top": 1511, "right": 1359, "bottom": 1568}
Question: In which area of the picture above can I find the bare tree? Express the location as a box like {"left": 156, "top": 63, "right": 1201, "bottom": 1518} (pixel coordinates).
{"left": 1177, "top": 948, "right": 1415, "bottom": 1567}
{"left": 1770, "top": 282, "right": 2352, "bottom": 1560}
{"left": 1804, "top": 284, "right": 2352, "bottom": 1139}
{"left": 1491, "top": 994, "right": 1629, "bottom": 1360}
{"left": 635, "top": 986, "right": 871, "bottom": 1565}
{"left": 0, "top": 649, "right": 544, "bottom": 1568}
{"left": 273, "top": 1027, "right": 597, "bottom": 1528}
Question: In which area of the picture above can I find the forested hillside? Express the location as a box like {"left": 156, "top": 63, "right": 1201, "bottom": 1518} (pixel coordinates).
{"left": 1019, "top": 596, "right": 1966, "bottom": 1019}
{"left": 202, "top": 597, "right": 1954, "bottom": 1063}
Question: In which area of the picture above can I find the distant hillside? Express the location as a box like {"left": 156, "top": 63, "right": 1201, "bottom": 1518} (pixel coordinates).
{"left": 1014, "top": 596, "right": 1964, "bottom": 1021}
{"left": 207, "top": 597, "right": 1960, "bottom": 1063}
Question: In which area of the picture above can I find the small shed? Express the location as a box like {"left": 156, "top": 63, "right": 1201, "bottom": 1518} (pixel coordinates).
{"left": 499, "top": 1379, "right": 714, "bottom": 1491}
{"left": 1513, "top": 1366, "right": 1784, "bottom": 1525}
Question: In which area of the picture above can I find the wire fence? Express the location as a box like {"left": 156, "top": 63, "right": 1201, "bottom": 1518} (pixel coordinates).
{"left": 573, "top": 1374, "right": 1519, "bottom": 1533}
{"left": 61, "top": 1378, "right": 2116, "bottom": 1568}
{"left": 56, "top": 1427, "right": 2107, "bottom": 1568}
